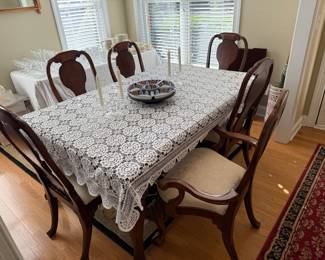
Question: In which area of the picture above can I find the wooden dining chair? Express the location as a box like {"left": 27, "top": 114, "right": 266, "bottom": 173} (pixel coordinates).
{"left": 47, "top": 50, "right": 97, "bottom": 102}
{"left": 0, "top": 106, "right": 101, "bottom": 260}
{"left": 206, "top": 32, "right": 248, "bottom": 71}
{"left": 108, "top": 41, "right": 145, "bottom": 82}
{"left": 156, "top": 90, "right": 289, "bottom": 260}
{"left": 206, "top": 58, "right": 273, "bottom": 162}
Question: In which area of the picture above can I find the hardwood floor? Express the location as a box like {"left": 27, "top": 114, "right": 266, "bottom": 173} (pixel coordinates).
{"left": 0, "top": 123, "right": 324, "bottom": 260}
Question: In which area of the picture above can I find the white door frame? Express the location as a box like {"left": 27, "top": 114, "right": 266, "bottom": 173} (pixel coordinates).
{"left": 274, "top": 0, "right": 318, "bottom": 143}
{"left": 307, "top": 51, "right": 325, "bottom": 129}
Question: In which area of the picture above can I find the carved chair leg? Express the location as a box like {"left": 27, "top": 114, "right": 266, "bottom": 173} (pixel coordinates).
{"left": 152, "top": 198, "right": 166, "bottom": 245}
{"left": 79, "top": 216, "right": 93, "bottom": 260}
{"left": 244, "top": 182, "right": 261, "bottom": 229}
{"left": 221, "top": 220, "right": 238, "bottom": 260}
{"left": 46, "top": 195, "right": 59, "bottom": 238}
{"left": 130, "top": 209, "right": 146, "bottom": 260}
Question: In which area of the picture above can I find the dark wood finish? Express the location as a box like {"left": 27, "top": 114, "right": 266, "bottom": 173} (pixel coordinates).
{"left": 229, "top": 48, "right": 267, "bottom": 72}
{"left": 130, "top": 209, "right": 146, "bottom": 260}
{"left": 215, "top": 58, "right": 274, "bottom": 158}
{"left": 157, "top": 90, "right": 289, "bottom": 260}
{"left": 206, "top": 32, "right": 248, "bottom": 72}
{"left": 108, "top": 41, "right": 145, "bottom": 82}
{"left": 47, "top": 50, "right": 97, "bottom": 102}
{"left": 128, "top": 188, "right": 166, "bottom": 260}
{"left": 0, "top": 106, "right": 101, "bottom": 260}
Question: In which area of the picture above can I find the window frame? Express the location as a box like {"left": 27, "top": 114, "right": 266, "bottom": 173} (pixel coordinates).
{"left": 134, "top": 0, "right": 242, "bottom": 65}
{"left": 50, "top": 0, "right": 112, "bottom": 50}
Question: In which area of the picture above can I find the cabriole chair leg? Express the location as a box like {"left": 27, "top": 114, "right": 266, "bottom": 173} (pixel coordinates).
{"left": 79, "top": 217, "right": 93, "bottom": 260}
{"left": 221, "top": 222, "right": 238, "bottom": 260}
{"left": 244, "top": 182, "right": 261, "bottom": 229}
{"left": 46, "top": 196, "right": 58, "bottom": 238}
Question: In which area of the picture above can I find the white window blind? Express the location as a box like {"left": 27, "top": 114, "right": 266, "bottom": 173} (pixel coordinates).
{"left": 136, "top": 0, "right": 240, "bottom": 66}
{"left": 147, "top": 1, "right": 181, "bottom": 61}
{"left": 51, "top": 0, "right": 109, "bottom": 50}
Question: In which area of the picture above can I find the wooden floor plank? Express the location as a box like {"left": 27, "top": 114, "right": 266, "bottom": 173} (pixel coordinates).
{"left": 0, "top": 123, "right": 324, "bottom": 260}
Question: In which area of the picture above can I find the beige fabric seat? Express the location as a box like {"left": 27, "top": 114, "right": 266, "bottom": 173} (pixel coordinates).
{"left": 159, "top": 148, "right": 245, "bottom": 215}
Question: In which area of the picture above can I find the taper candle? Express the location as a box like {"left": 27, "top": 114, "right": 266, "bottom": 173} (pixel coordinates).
{"left": 96, "top": 75, "right": 104, "bottom": 106}
{"left": 167, "top": 50, "right": 171, "bottom": 76}
{"left": 178, "top": 46, "right": 182, "bottom": 72}
{"left": 116, "top": 68, "right": 124, "bottom": 98}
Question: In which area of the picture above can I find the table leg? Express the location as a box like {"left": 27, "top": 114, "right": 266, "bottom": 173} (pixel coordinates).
{"left": 130, "top": 209, "right": 146, "bottom": 260}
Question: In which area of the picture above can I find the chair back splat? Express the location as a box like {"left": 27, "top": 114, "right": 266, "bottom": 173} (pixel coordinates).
{"left": 238, "top": 90, "right": 289, "bottom": 192}
{"left": 0, "top": 106, "right": 101, "bottom": 260}
{"left": 228, "top": 58, "right": 273, "bottom": 133}
{"left": 215, "top": 58, "right": 273, "bottom": 157}
{"left": 0, "top": 106, "right": 83, "bottom": 206}
{"left": 206, "top": 32, "right": 248, "bottom": 71}
{"left": 47, "top": 50, "right": 97, "bottom": 102}
{"left": 108, "top": 41, "right": 145, "bottom": 82}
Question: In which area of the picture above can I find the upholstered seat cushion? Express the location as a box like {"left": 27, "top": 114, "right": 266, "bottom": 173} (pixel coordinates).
{"left": 159, "top": 148, "right": 245, "bottom": 215}
{"left": 67, "top": 175, "right": 97, "bottom": 204}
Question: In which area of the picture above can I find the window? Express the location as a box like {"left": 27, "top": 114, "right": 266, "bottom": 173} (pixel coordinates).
{"left": 51, "top": 0, "right": 110, "bottom": 50}
{"left": 135, "top": 0, "right": 241, "bottom": 67}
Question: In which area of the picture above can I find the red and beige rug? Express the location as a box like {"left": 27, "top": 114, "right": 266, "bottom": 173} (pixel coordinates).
{"left": 258, "top": 144, "right": 325, "bottom": 260}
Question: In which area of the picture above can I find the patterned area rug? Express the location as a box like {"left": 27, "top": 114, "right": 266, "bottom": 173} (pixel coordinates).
{"left": 0, "top": 144, "right": 164, "bottom": 255}
{"left": 257, "top": 144, "right": 325, "bottom": 260}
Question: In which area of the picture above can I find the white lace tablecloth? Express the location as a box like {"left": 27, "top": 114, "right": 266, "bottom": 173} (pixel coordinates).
{"left": 22, "top": 64, "right": 246, "bottom": 232}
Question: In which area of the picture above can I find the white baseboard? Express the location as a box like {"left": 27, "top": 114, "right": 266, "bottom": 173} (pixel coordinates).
{"left": 302, "top": 115, "right": 315, "bottom": 127}
{"left": 314, "top": 125, "right": 325, "bottom": 130}
{"left": 290, "top": 116, "right": 304, "bottom": 141}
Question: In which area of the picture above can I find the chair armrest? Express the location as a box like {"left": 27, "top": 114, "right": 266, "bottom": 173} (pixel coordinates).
{"left": 158, "top": 178, "right": 239, "bottom": 205}
{"left": 213, "top": 127, "right": 258, "bottom": 147}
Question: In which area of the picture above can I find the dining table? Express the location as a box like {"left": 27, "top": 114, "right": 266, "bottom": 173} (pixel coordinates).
{"left": 22, "top": 63, "right": 247, "bottom": 259}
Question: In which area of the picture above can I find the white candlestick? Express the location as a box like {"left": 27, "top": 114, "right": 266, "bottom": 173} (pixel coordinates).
{"left": 178, "top": 46, "right": 181, "bottom": 72}
{"left": 96, "top": 75, "right": 104, "bottom": 106}
{"left": 167, "top": 50, "right": 171, "bottom": 76}
{"left": 116, "top": 68, "right": 124, "bottom": 98}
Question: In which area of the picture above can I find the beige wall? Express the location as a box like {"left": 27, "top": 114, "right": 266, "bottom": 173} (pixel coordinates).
{"left": 240, "top": 0, "right": 299, "bottom": 84}
{"left": 125, "top": 0, "right": 137, "bottom": 41}
{"left": 0, "top": 0, "right": 61, "bottom": 91}
{"left": 107, "top": 0, "right": 127, "bottom": 36}
{"left": 0, "top": 0, "right": 127, "bottom": 91}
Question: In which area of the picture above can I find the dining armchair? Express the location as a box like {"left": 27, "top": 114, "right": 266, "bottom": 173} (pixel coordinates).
{"left": 0, "top": 106, "right": 101, "bottom": 260}
{"left": 206, "top": 58, "right": 273, "bottom": 161}
{"left": 108, "top": 41, "right": 145, "bottom": 82}
{"left": 47, "top": 50, "right": 97, "bottom": 102}
{"left": 206, "top": 32, "right": 248, "bottom": 71}
{"left": 156, "top": 90, "right": 289, "bottom": 260}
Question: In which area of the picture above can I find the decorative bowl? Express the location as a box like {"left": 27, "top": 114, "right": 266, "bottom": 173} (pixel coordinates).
{"left": 127, "top": 80, "right": 176, "bottom": 103}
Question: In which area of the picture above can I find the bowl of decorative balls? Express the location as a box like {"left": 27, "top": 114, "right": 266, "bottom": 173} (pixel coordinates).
{"left": 127, "top": 79, "right": 175, "bottom": 103}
